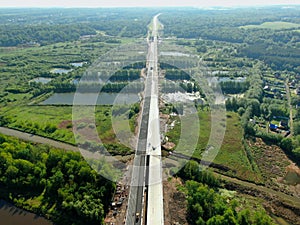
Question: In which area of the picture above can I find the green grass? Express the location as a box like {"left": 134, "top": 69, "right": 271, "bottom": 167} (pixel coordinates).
{"left": 3, "top": 105, "right": 75, "bottom": 143}
{"left": 1, "top": 104, "right": 135, "bottom": 155}
{"left": 240, "top": 21, "right": 300, "bottom": 30}
{"left": 213, "top": 113, "right": 256, "bottom": 180}
{"left": 167, "top": 110, "right": 258, "bottom": 181}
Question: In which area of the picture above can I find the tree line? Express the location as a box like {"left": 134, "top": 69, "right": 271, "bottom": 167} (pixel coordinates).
{"left": 0, "top": 24, "right": 96, "bottom": 47}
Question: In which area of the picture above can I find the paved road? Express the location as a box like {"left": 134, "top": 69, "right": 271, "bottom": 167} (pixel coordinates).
{"left": 0, "top": 127, "right": 78, "bottom": 152}
{"left": 125, "top": 18, "right": 157, "bottom": 225}
{"left": 125, "top": 68, "right": 152, "bottom": 225}
{"left": 146, "top": 14, "right": 164, "bottom": 225}
{"left": 125, "top": 14, "right": 164, "bottom": 225}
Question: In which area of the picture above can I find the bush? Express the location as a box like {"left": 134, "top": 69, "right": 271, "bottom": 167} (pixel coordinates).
{"left": 280, "top": 138, "right": 294, "bottom": 152}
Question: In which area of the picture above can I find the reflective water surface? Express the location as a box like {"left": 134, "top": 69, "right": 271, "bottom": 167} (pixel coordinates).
{"left": 0, "top": 200, "right": 53, "bottom": 225}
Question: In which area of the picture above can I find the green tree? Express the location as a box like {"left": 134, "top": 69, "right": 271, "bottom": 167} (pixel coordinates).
{"left": 207, "top": 215, "right": 225, "bottom": 225}
{"left": 280, "top": 138, "right": 294, "bottom": 152}
{"left": 237, "top": 209, "right": 251, "bottom": 224}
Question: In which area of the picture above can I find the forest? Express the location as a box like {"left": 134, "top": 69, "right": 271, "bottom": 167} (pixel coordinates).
{"left": 0, "top": 8, "right": 154, "bottom": 46}
{"left": 0, "top": 133, "right": 115, "bottom": 225}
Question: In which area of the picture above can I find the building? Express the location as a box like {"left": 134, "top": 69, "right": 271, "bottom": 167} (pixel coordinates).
{"left": 269, "top": 123, "right": 278, "bottom": 131}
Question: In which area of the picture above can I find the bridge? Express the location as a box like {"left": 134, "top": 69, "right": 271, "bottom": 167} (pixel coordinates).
{"left": 125, "top": 14, "right": 164, "bottom": 225}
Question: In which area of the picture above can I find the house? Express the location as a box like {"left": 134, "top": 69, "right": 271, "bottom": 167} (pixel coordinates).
{"left": 269, "top": 123, "right": 278, "bottom": 131}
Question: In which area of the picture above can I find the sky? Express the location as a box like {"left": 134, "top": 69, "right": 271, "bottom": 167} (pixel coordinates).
{"left": 0, "top": 0, "right": 300, "bottom": 8}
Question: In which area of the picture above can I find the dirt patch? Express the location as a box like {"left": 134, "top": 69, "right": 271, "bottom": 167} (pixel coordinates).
{"left": 73, "top": 119, "right": 100, "bottom": 142}
{"left": 248, "top": 138, "right": 299, "bottom": 196}
{"left": 160, "top": 113, "right": 170, "bottom": 138}
{"left": 280, "top": 164, "right": 300, "bottom": 186}
{"left": 278, "top": 163, "right": 300, "bottom": 198}
{"left": 162, "top": 142, "right": 176, "bottom": 150}
{"left": 58, "top": 120, "right": 72, "bottom": 129}
{"left": 249, "top": 138, "right": 290, "bottom": 179}
{"left": 163, "top": 178, "right": 188, "bottom": 225}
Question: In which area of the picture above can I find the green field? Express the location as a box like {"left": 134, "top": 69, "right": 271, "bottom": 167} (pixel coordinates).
{"left": 2, "top": 105, "right": 75, "bottom": 143}
{"left": 240, "top": 21, "right": 300, "bottom": 30}
{"left": 166, "top": 110, "right": 259, "bottom": 181}
{"left": 213, "top": 112, "right": 258, "bottom": 181}
{"left": 1, "top": 105, "right": 135, "bottom": 155}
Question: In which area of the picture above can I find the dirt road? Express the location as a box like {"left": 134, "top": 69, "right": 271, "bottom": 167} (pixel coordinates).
{"left": 216, "top": 172, "right": 300, "bottom": 209}
{"left": 0, "top": 127, "right": 78, "bottom": 152}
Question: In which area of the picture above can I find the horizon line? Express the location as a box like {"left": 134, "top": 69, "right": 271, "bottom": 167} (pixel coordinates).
{"left": 0, "top": 4, "right": 299, "bottom": 9}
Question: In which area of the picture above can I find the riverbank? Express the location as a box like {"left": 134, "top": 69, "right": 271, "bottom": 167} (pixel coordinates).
{"left": 0, "top": 200, "right": 53, "bottom": 225}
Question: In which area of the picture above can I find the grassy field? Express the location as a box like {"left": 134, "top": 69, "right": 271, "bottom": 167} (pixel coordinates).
{"left": 2, "top": 105, "right": 75, "bottom": 143}
{"left": 1, "top": 105, "right": 135, "bottom": 155}
{"left": 167, "top": 110, "right": 259, "bottom": 181}
{"left": 213, "top": 112, "right": 258, "bottom": 181}
{"left": 240, "top": 21, "right": 300, "bottom": 30}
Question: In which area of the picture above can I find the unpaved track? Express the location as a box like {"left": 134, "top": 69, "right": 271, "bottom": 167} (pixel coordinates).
{"left": 216, "top": 172, "right": 300, "bottom": 209}
{"left": 0, "top": 127, "right": 78, "bottom": 152}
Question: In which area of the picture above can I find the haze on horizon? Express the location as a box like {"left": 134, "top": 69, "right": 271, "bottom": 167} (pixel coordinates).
{"left": 0, "top": 0, "right": 300, "bottom": 8}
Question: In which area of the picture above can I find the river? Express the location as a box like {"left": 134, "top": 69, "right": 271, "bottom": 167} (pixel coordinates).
{"left": 0, "top": 200, "right": 53, "bottom": 225}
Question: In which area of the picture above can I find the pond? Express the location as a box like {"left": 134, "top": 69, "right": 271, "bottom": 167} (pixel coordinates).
{"left": 50, "top": 68, "right": 72, "bottom": 74}
{"left": 41, "top": 92, "right": 140, "bottom": 105}
{"left": 0, "top": 200, "right": 53, "bottom": 225}
{"left": 70, "top": 62, "right": 86, "bottom": 67}
{"left": 30, "top": 77, "right": 52, "bottom": 84}
{"left": 218, "top": 77, "right": 246, "bottom": 83}
{"left": 211, "top": 70, "right": 229, "bottom": 76}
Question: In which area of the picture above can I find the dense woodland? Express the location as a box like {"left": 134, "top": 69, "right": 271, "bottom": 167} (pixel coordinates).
{"left": 0, "top": 8, "right": 153, "bottom": 46}
{"left": 0, "top": 134, "right": 114, "bottom": 225}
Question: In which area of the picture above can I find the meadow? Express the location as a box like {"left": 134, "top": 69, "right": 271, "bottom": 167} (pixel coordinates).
{"left": 166, "top": 110, "right": 260, "bottom": 181}
{"left": 1, "top": 104, "right": 135, "bottom": 155}
{"left": 240, "top": 21, "right": 300, "bottom": 30}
